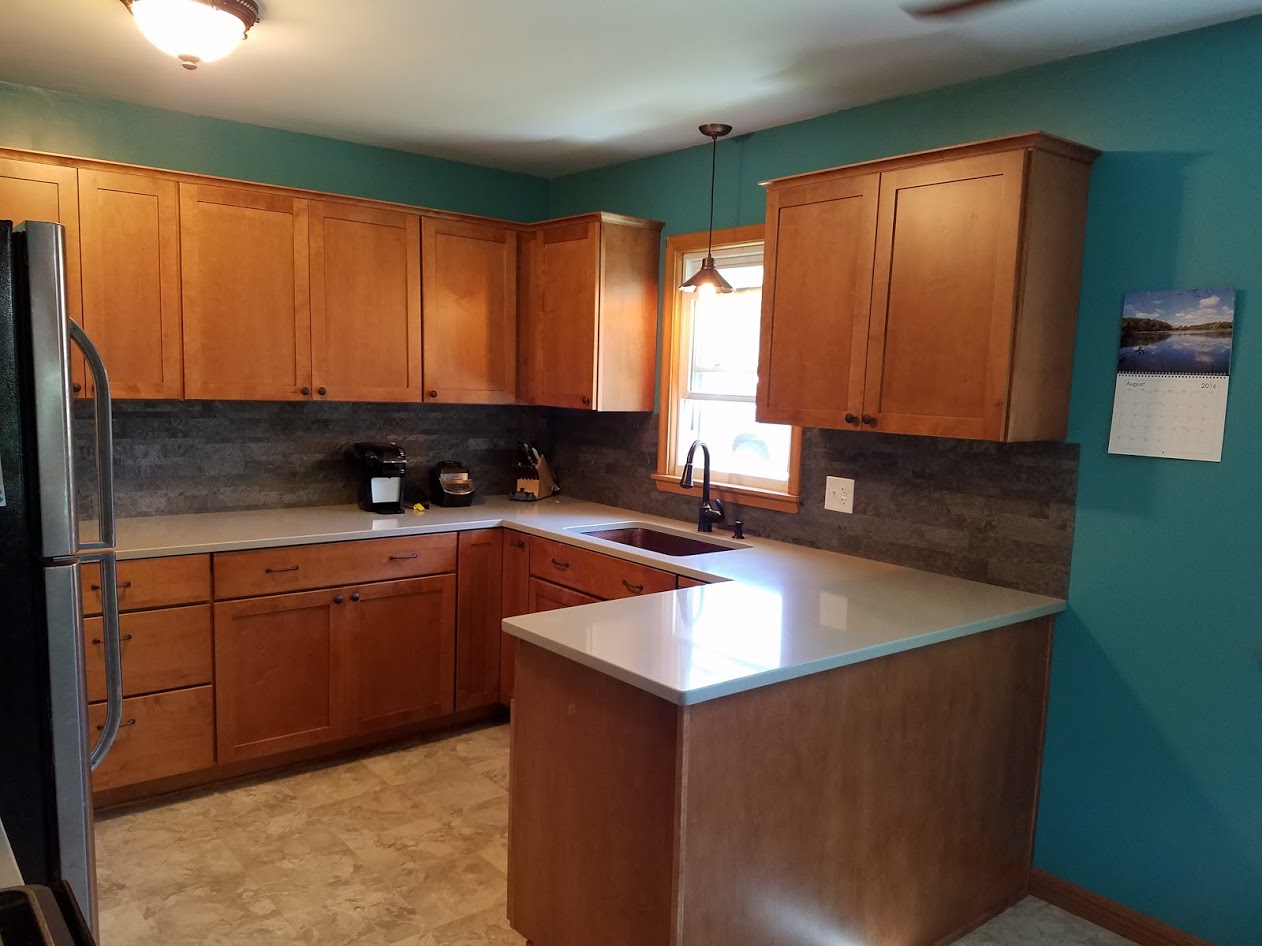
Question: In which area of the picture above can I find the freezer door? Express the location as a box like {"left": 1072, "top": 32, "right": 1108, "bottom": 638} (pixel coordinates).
{"left": 42, "top": 562, "right": 97, "bottom": 931}
{"left": 21, "top": 222, "right": 78, "bottom": 560}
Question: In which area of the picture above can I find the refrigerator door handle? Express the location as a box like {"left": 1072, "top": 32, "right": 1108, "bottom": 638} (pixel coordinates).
{"left": 85, "top": 552, "right": 123, "bottom": 770}
{"left": 67, "top": 321, "right": 115, "bottom": 552}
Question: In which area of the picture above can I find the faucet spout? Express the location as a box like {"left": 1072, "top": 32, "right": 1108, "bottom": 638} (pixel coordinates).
{"left": 680, "top": 440, "right": 725, "bottom": 533}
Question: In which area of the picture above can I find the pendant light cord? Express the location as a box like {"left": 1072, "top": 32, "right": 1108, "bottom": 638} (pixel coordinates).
{"left": 707, "top": 132, "right": 717, "bottom": 258}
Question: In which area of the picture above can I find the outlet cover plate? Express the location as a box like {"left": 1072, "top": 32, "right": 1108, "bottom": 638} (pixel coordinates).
{"left": 825, "top": 476, "right": 855, "bottom": 514}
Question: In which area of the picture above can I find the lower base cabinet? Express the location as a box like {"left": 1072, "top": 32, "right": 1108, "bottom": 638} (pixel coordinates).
{"left": 88, "top": 686, "right": 216, "bottom": 792}
{"left": 529, "top": 578, "right": 601, "bottom": 612}
{"left": 347, "top": 575, "right": 457, "bottom": 733}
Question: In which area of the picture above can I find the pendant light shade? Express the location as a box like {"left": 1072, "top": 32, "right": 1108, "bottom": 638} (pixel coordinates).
{"left": 124, "top": 0, "right": 260, "bottom": 70}
{"left": 679, "top": 122, "right": 734, "bottom": 294}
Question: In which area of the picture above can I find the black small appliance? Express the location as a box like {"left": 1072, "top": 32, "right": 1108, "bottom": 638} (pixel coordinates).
{"left": 350, "top": 442, "right": 407, "bottom": 514}
{"left": 429, "top": 460, "right": 475, "bottom": 507}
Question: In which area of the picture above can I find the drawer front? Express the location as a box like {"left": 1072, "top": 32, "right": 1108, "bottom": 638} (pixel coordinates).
{"left": 84, "top": 604, "right": 213, "bottom": 702}
{"left": 214, "top": 534, "right": 458, "bottom": 599}
{"left": 529, "top": 537, "right": 676, "bottom": 600}
{"left": 82, "top": 555, "right": 211, "bottom": 616}
{"left": 676, "top": 576, "right": 709, "bottom": 589}
{"left": 89, "top": 686, "right": 216, "bottom": 792}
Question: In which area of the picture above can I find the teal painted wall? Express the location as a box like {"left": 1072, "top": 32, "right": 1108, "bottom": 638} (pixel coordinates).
{"left": 0, "top": 81, "right": 549, "bottom": 221}
{"left": 551, "top": 18, "right": 1262, "bottom": 946}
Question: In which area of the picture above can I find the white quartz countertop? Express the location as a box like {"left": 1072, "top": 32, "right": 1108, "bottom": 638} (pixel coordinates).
{"left": 105, "top": 496, "right": 1064, "bottom": 705}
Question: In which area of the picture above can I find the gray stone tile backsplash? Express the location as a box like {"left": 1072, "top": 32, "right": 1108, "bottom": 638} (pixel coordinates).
{"left": 74, "top": 400, "right": 547, "bottom": 519}
{"left": 75, "top": 401, "right": 1077, "bottom": 597}
{"left": 545, "top": 410, "right": 1079, "bottom": 598}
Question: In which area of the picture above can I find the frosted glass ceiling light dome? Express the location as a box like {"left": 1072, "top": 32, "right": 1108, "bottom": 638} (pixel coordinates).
{"left": 124, "top": 0, "right": 260, "bottom": 70}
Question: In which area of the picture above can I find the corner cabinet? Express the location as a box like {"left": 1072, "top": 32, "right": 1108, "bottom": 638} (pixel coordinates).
{"left": 518, "top": 212, "right": 663, "bottom": 411}
{"left": 757, "top": 133, "right": 1098, "bottom": 442}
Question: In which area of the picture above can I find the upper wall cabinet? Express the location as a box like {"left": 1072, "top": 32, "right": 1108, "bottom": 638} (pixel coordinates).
{"left": 310, "top": 201, "right": 422, "bottom": 402}
{"left": 79, "top": 169, "right": 184, "bottom": 399}
{"left": 180, "top": 184, "right": 312, "bottom": 401}
{"left": 518, "top": 212, "right": 663, "bottom": 411}
{"left": 421, "top": 216, "right": 517, "bottom": 404}
{"left": 757, "top": 133, "right": 1099, "bottom": 442}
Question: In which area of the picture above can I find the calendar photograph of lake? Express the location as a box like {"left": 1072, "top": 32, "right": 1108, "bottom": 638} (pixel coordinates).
{"left": 1117, "top": 287, "right": 1235, "bottom": 375}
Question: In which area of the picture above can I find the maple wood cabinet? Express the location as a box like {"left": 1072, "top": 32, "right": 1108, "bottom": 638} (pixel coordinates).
{"left": 757, "top": 133, "right": 1098, "bottom": 442}
{"left": 310, "top": 200, "right": 422, "bottom": 402}
{"left": 518, "top": 212, "right": 662, "bottom": 411}
{"left": 455, "top": 529, "right": 505, "bottom": 711}
{"left": 500, "top": 531, "right": 531, "bottom": 704}
{"left": 422, "top": 216, "right": 517, "bottom": 404}
{"left": 79, "top": 169, "right": 184, "bottom": 398}
{"left": 180, "top": 184, "right": 312, "bottom": 400}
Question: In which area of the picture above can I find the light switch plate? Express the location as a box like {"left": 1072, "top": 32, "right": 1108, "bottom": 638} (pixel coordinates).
{"left": 825, "top": 476, "right": 855, "bottom": 514}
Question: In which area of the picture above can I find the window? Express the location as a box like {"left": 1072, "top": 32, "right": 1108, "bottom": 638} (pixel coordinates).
{"left": 654, "top": 225, "right": 801, "bottom": 513}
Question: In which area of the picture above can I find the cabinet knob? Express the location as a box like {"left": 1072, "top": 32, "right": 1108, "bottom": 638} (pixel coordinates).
{"left": 334, "top": 594, "right": 344, "bottom": 604}
{"left": 428, "top": 390, "right": 438, "bottom": 399}
{"left": 580, "top": 395, "right": 591, "bottom": 407}
{"left": 72, "top": 382, "right": 82, "bottom": 394}
{"left": 844, "top": 413, "right": 859, "bottom": 426}
{"left": 300, "top": 386, "right": 311, "bottom": 396}
{"left": 351, "top": 592, "right": 361, "bottom": 602}
{"left": 861, "top": 414, "right": 878, "bottom": 428}
{"left": 317, "top": 386, "right": 327, "bottom": 396}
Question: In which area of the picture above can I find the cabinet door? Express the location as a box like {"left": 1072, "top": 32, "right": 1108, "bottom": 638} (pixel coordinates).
{"left": 500, "top": 531, "right": 530, "bottom": 703}
{"left": 421, "top": 216, "right": 517, "bottom": 403}
{"left": 756, "top": 174, "right": 878, "bottom": 429}
{"left": 528, "top": 577, "right": 601, "bottom": 612}
{"left": 180, "top": 184, "right": 312, "bottom": 400}
{"left": 345, "top": 575, "right": 457, "bottom": 734}
{"left": 455, "top": 530, "right": 504, "bottom": 711}
{"left": 79, "top": 169, "right": 183, "bottom": 398}
{"left": 521, "top": 221, "right": 599, "bottom": 409}
{"left": 0, "top": 158, "right": 84, "bottom": 392}
{"left": 310, "top": 201, "right": 421, "bottom": 402}
{"left": 864, "top": 152, "right": 1026, "bottom": 439}
{"left": 214, "top": 587, "right": 345, "bottom": 762}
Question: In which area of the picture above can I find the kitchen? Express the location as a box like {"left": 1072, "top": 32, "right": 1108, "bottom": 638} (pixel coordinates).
{"left": 0, "top": 3, "right": 1258, "bottom": 946}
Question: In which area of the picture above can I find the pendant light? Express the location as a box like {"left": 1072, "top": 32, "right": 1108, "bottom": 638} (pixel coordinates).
{"left": 679, "top": 123, "right": 734, "bottom": 295}
{"left": 122, "top": 0, "right": 260, "bottom": 70}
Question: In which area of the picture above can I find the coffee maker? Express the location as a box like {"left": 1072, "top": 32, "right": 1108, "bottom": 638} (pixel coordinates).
{"left": 350, "top": 442, "right": 407, "bottom": 514}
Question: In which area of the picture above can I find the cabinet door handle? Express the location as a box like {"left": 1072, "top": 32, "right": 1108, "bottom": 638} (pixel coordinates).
{"left": 317, "top": 386, "right": 327, "bottom": 396}
{"left": 622, "top": 579, "right": 644, "bottom": 594}
{"left": 389, "top": 552, "right": 418, "bottom": 561}
{"left": 90, "top": 580, "right": 132, "bottom": 591}
{"left": 334, "top": 594, "right": 344, "bottom": 604}
{"left": 72, "top": 382, "right": 82, "bottom": 394}
{"left": 550, "top": 558, "right": 570, "bottom": 570}
{"left": 300, "top": 386, "right": 311, "bottom": 396}
{"left": 861, "top": 414, "right": 877, "bottom": 428}
{"left": 351, "top": 592, "right": 361, "bottom": 602}
{"left": 580, "top": 395, "right": 591, "bottom": 407}
{"left": 844, "top": 413, "right": 859, "bottom": 426}
{"left": 428, "top": 390, "right": 438, "bottom": 399}
{"left": 512, "top": 538, "right": 526, "bottom": 549}
{"left": 97, "top": 718, "right": 135, "bottom": 731}
{"left": 91, "top": 634, "right": 133, "bottom": 645}
{"left": 265, "top": 565, "right": 300, "bottom": 574}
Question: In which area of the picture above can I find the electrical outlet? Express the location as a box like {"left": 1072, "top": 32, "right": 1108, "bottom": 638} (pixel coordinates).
{"left": 824, "top": 476, "right": 855, "bottom": 514}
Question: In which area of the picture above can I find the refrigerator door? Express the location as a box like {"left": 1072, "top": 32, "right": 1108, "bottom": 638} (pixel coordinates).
{"left": 42, "top": 563, "right": 96, "bottom": 929}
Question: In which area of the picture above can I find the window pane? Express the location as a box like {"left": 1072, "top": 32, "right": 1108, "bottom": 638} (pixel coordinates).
{"left": 688, "top": 284, "right": 762, "bottom": 397}
{"left": 676, "top": 398, "right": 793, "bottom": 486}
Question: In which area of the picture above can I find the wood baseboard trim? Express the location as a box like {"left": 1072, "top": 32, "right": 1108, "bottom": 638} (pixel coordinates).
{"left": 1028, "top": 869, "right": 1213, "bottom": 946}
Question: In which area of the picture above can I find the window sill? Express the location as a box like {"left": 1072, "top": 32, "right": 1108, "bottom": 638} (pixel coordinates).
{"left": 651, "top": 474, "right": 800, "bottom": 514}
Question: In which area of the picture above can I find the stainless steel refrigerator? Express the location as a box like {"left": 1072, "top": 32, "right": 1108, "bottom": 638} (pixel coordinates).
{"left": 0, "top": 219, "right": 123, "bottom": 933}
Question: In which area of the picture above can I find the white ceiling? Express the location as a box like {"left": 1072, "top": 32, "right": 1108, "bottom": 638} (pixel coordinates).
{"left": 1, "top": 0, "right": 1260, "bottom": 177}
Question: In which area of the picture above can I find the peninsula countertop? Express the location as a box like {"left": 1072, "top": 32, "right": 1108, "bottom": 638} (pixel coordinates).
{"left": 101, "top": 496, "right": 1065, "bottom": 705}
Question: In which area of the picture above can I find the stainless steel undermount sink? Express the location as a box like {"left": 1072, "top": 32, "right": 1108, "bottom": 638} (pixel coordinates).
{"left": 572, "top": 521, "right": 748, "bottom": 557}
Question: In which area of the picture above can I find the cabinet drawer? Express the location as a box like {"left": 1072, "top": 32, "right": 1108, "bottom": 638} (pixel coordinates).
{"left": 88, "top": 686, "right": 216, "bottom": 792}
{"left": 81, "top": 555, "right": 211, "bottom": 616}
{"left": 84, "top": 605, "right": 213, "bottom": 702}
{"left": 676, "top": 576, "right": 709, "bottom": 589}
{"left": 214, "top": 534, "right": 458, "bottom": 599}
{"left": 529, "top": 537, "right": 676, "bottom": 600}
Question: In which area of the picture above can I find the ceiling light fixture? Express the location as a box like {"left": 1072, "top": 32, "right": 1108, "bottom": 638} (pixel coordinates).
{"left": 122, "top": 0, "right": 260, "bottom": 70}
{"left": 679, "top": 122, "right": 734, "bottom": 295}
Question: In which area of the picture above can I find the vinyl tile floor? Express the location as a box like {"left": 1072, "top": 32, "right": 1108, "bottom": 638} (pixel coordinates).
{"left": 94, "top": 721, "right": 1136, "bottom": 946}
